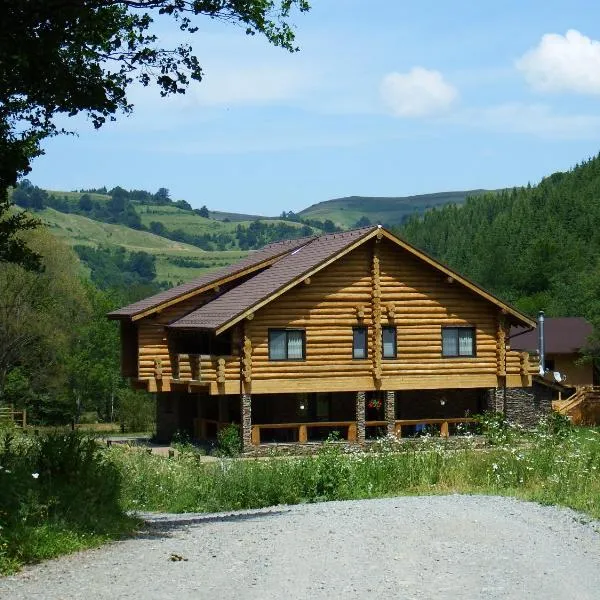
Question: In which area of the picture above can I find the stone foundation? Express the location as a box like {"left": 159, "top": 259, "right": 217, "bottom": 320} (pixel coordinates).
{"left": 487, "top": 382, "right": 553, "bottom": 428}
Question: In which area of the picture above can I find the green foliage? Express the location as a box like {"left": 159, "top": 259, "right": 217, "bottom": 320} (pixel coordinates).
{"left": 117, "top": 389, "right": 156, "bottom": 434}
{"left": 1, "top": 1, "right": 310, "bottom": 204}
{"left": 474, "top": 411, "right": 513, "bottom": 446}
{"left": 0, "top": 430, "right": 136, "bottom": 574}
{"left": 110, "top": 424, "right": 600, "bottom": 519}
{"left": 216, "top": 424, "right": 242, "bottom": 457}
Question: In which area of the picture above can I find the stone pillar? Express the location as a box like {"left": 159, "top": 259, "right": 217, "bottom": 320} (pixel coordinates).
{"left": 356, "top": 391, "right": 366, "bottom": 444}
{"left": 241, "top": 393, "right": 252, "bottom": 451}
{"left": 385, "top": 390, "right": 396, "bottom": 436}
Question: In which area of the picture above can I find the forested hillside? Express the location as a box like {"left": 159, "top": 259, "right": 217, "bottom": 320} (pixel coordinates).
{"left": 399, "top": 155, "right": 600, "bottom": 330}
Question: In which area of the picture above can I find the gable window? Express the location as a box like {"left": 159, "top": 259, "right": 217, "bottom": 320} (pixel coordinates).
{"left": 353, "top": 327, "right": 368, "bottom": 359}
{"left": 382, "top": 326, "right": 397, "bottom": 358}
{"left": 442, "top": 327, "right": 476, "bottom": 357}
{"left": 269, "top": 329, "right": 305, "bottom": 361}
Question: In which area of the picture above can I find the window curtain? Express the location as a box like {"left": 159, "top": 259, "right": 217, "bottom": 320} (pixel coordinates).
{"left": 287, "top": 331, "right": 304, "bottom": 359}
{"left": 458, "top": 329, "right": 474, "bottom": 355}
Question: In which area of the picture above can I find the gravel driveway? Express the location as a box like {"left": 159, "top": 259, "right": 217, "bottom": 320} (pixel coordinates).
{"left": 2, "top": 495, "right": 600, "bottom": 600}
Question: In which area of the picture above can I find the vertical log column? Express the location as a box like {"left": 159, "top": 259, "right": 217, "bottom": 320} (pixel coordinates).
{"left": 496, "top": 315, "right": 507, "bottom": 377}
{"left": 385, "top": 390, "right": 395, "bottom": 436}
{"left": 356, "top": 391, "right": 366, "bottom": 444}
{"left": 241, "top": 393, "right": 252, "bottom": 451}
{"left": 372, "top": 235, "right": 382, "bottom": 384}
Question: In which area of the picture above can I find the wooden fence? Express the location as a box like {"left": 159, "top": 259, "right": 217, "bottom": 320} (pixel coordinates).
{"left": 0, "top": 405, "right": 27, "bottom": 427}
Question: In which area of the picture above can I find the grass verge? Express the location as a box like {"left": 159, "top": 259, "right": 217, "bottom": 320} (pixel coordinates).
{"left": 111, "top": 420, "right": 600, "bottom": 519}
{"left": 0, "top": 429, "right": 138, "bottom": 575}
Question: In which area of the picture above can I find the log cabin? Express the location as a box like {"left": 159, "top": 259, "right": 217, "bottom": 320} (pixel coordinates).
{"left": 108, "top": 225, "right": 539, "bottom": 450}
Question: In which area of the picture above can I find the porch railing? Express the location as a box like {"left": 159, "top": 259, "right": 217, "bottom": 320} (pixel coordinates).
{"left": 250, "top": 417, "right": 477, "bottom": 445}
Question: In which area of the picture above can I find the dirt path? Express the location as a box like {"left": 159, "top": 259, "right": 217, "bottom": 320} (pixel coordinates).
{"left": 2, "top": 495, "right": 599, "bottom": 600}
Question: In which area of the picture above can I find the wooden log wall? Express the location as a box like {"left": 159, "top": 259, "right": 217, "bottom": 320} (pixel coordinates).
{"left": 246, "top": 237, "right": 529, "bottom": 389}
{"left": 246, "top": 243, "right": 374, "bottom": 380}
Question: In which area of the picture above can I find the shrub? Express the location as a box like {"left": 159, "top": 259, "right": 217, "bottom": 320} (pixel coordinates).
{"left": 118, "top": 389, "right": 155, "bottom": 433}
{"left": 0, "top": 430, "right": 136, "bottom": 574}
{"left": 216, "top": 424, "right": 241, "bottom": 457}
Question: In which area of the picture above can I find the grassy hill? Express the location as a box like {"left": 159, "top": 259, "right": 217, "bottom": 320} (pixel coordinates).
{"left": 298, "top": 190, "right": 488, "bottom": 228}
{"left": 38, "top": 208, "right": 247, "bottom": 283}
{"left": 136, "top": 204, "right": 304, "bottom": 236}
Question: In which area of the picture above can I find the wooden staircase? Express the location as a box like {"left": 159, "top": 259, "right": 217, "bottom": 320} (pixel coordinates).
{"left": 553, "top": 386, "right": 600, "bottom": 425}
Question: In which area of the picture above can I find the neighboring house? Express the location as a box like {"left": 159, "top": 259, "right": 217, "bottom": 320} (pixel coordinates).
{"left": 510, "top": 318, "right": 596, "bottom": 388}
{"left": 108, "top": 226, "right": 538, "bottom": 450}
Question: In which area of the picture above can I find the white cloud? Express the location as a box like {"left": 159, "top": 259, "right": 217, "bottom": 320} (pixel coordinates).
{"left": 380, "top": 67, "right": 458, "bottom": 117}
{"left": 516, "top": 29, "right": 600, "bottom": 94}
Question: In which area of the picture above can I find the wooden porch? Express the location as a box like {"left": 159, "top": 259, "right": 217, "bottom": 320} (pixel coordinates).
{"left": 248, "top": 417, "right": 477, "bottom": 445}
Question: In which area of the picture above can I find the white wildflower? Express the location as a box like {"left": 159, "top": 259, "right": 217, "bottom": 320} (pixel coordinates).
{"left": 32, "top": 472, "right": 39, "bottom": 479}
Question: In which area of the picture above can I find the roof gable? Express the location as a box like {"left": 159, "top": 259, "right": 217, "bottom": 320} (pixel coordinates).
{"left": 170, "top": 226, "right": 378, "bottom": 333}
{"left": 169, "top": 226, "right": 536, "bottom": 333}
{"left": 107, "top": 234, "right": 316, "bottom": 321}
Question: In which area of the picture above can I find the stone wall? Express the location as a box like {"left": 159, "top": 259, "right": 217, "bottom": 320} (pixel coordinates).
{"left": 487, "top": 381, "right": 553, "bottom": 428}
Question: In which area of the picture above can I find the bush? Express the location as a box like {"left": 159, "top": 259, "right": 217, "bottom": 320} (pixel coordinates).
{"left": 118, "top": 389, "right": 155, "bottom": 433}
{"left": 216, "top": 424, "right": 241, "bottom": 457}
{"left": 0, "top": 430, "right": 137, "bottom": 574}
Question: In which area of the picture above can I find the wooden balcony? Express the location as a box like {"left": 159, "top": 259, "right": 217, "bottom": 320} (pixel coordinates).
{"left": 171, "top": 353, "right": 202, "bottom": 381}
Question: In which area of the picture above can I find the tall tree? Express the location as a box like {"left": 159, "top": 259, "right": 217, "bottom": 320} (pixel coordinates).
{"left": 0, "top": 0, "right": 310, "bottom": 265}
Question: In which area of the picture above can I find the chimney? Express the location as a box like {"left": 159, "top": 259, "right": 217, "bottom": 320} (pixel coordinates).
{"left": 538, "top": 310, "right": 545, "bottom": 376}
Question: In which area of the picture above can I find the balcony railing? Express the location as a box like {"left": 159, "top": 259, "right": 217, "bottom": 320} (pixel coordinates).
{"left": 172, "top": 353, "right": 202, "bottom": 381}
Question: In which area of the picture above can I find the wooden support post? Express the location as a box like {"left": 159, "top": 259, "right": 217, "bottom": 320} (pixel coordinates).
{"left": 394, "top": 422, "right": 402, "bottom": 438}
{"left": 242, "top": 335, "right": 252, "bottom": 383}
{"left": 371, "top": 241, "right": 382, "bottom": 382}
{"left": 298, "top": 424, "right": 308, "bottom": 443}
{"left": 440, "top": 421, "right": 449, "bottom": 438}
{"left": 347, "top": 423, "right": 357, "bottom": 442}
{"left": 496, "top": 316, "right": 507, "bottom": 376}
{"left": 251, "top": 425, "right": 260, "bottom": 446}
{"left": 356, "top": 391, "right": 366, "bottom": 444}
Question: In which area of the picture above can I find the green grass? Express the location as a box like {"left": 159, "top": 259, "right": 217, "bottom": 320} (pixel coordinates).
{"left": 36, "top": 208, "right": 248, "bottom": 283}
{"left": 136, "top": 203, "right": 305, "bottom": 236}
{"left": 0, "top": 430, "right": 138, "bottom": 575}
{"left": 110, "top": 424, "right": 600, "bottom": 518}
{"left": 3, "top": 421, "right": 600, "bottom": 574}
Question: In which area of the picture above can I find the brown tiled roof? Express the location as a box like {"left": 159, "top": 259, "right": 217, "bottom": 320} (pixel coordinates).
{"left": 170, "top": 226, "right": 378, "bottom": 331}
{"left": 511, "top": 317, "right": 593, "bottom": 354}
{"left": 107, "top": 235, "right": 316, "bottom": 319}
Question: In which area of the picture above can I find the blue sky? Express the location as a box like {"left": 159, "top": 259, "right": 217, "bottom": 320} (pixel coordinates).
{"left": 30, "top": 0, "right": 600, "bottom": 214}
